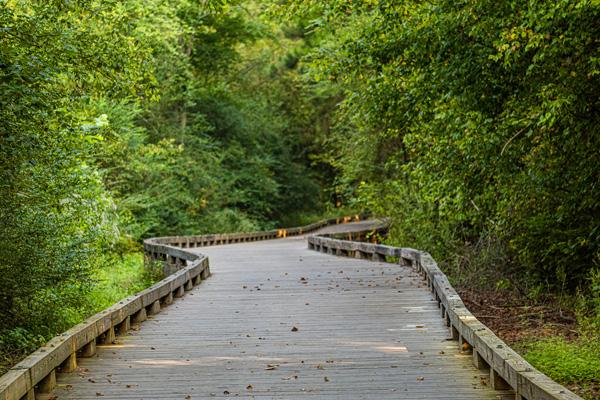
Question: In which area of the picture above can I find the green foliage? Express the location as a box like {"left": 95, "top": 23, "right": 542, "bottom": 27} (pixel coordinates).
{"left": 86, "top": 253, "right": 156, "bottom": 313}
{"left": 0, "top": 0, "right": 152, "bottom": 336}
{"left": 576, "top": 268, "right": 600, "bottom": 333}
{"left": 0, "top": 253, "right": 155, "bottom": 375}
{"left": 275, "top": 0, "right": 600, "bottom": 292}
{"left": 1, "top": 0, "right": 332, "bottom": 370}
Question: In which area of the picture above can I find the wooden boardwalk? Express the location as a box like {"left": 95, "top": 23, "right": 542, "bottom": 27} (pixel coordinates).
{"left": 53, "top": 225, "right": 501, "bottom": 399}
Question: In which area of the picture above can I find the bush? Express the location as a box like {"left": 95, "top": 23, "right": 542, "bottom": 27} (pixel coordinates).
{"left": 278, "top": 0, "right": 600, "bottom": 292}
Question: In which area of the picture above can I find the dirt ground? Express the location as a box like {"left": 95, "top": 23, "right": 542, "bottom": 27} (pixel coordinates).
{"left": 458, "top": 288, "right": 578, "bottom": 344}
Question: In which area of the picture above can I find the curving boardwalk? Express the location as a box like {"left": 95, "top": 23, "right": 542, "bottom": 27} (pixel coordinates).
{"left": 53, "top": 223, "right": 501, "bottom": 399}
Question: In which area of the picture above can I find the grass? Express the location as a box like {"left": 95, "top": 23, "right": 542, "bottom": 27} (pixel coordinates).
{"left": 0, "top": 252, "right": 159, "bottom": 376}
{"left": 522, "top": 336, "right": 600, "bottom": 383}
{"left": 86, "top": 252, "right": 160, "bottom": 312}
{"left": 518, "top": 334, "right": 600, "bottom": 399}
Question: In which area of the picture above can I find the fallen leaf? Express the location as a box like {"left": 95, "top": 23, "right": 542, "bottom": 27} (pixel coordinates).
{"left": 291, "top": 326, "right": 298, "bottom": 332}
{"left": 246, "top": 384, "right": 253, "bottom": 390}
{"left": 416, "top": 376, "right": 425, "bottom": 381}
{"left": 324, "top": 377, "right": 330, "bottom": 382}
{"left": 96, "top": 392, "right": 104, "bottom": 397}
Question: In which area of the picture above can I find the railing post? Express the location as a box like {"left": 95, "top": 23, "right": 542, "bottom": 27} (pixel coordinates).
{"left": 36, "top": 370, "right": 56, "bottom": 397}
{"left": 81, "top": 339, "right": 97, "bottom": 358}
{"left": 132, "top": 307, "right": 147, "bottom": 324}
{"left": 60, "top": 351, "right": 77, "bottom": 373}
{"left": 372, "top": 252, "right": 385, "bottom": 262}
{"left": 473, "top": 350, "right": 490, "bottom": 371}
{"left": 101, "top": 327, "right": 115, "bottom": 344}
{"left": 490, "top": 369, "right": 511, "bottom": 391}
{"left": 163, "top": 291, "right": 174, "bottom": 305}
{"left": 117, "top": 316, "right": 130, "bottom": 334}
{"left": 148, "top": 300, "right": 160, "bottom": 315}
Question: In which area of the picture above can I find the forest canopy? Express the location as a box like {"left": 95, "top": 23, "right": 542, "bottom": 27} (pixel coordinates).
{"left": 273, "top": 0, "right": 600, "bottom": 295}
{"left": 0, "top": 0, "right": 335, "bottom": 358}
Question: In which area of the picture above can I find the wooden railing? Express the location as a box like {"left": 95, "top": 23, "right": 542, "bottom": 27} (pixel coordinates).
{"left": 307, "top": 233, "right": 582, "bottom": 400}
{"left": 8, "top": 215, "right": 570, "bottom": 400}
{"left": 0, "top": 216, "right": 366, "bottom": 400}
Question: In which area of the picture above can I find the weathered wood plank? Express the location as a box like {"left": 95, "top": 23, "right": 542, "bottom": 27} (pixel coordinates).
{"left": 53, "top": 233, "right": 500, "bottom": 399}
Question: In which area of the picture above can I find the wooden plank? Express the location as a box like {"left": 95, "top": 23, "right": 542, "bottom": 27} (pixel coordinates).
{"left": 53, "top": 231, "right": 500, "bottom": 399}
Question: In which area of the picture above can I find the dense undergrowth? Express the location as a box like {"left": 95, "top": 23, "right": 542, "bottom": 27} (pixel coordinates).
{"left": 0, "top": 253, "right": 153, "bottom": 375}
